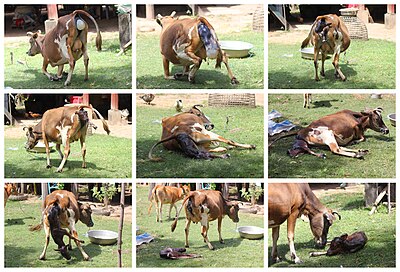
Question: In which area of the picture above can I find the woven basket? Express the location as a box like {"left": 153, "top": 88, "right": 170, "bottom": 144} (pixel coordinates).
{"left": 208, "top": 94, "right": 256, "bottom": 107}
{"left": 340, "top": 15, "right": 368, "bottom": 40}
{"left": 252, "top": 5, "right": 264, "bottom": 32}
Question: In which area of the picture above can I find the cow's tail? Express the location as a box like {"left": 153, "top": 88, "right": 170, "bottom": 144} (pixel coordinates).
{"left": 171, "top": 195, "right": 190, "bottom": 233}
{"left": 147, "top": 186, "right": 157, "bottom": 214}
{"left": 301, "top": 20, "right": 317, "bottom": 49}
{"left": 29, "top": 223, "right": 43, "bottom": 231}
{"left": 80, "top": 105, "right": 111, "bottom": 135}
{"left": 197, "top": 17, "right": 220, "bottom": 60}
{"left": 148, "top": 134, "right": 181, "bottom": 162}
{"left": 73, "top": 10, "right": 102, "bottom": 51}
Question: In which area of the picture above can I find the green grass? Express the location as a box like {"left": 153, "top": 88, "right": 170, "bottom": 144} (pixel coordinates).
{"left": 268, "top": 188, "right": 396, "bottom": 267}
{"left": 268, "top": 94, "right": 396, "bottom": 178}
{"left": 5, "top": 198, "right": 132, "bottom": 267}
{"left": 136, "top": 185, "right": 264, "bottom": 267}
{"left": 136, "top": 31, "right": 264, "bottom": 89}
{"left": 4, "top": 34, "right": 132, "bottom": 89}
{"left": 4, "top": 134, "right": 132, "bottom": 178}
{"left": 136, "top": 105, "right": 264, "bottom": 178}
{"left": 268, "top": 39, "right": 396, "bottom": 89}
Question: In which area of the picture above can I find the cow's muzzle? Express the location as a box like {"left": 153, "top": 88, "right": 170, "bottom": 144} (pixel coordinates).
{"left": 381, "top": 127, "right": 389, "bottom": 134}
{"left": 315, "top": 238, "right": 327, "bottom": 249}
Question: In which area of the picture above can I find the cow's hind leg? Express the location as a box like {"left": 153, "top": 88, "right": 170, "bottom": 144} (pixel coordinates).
{"left": 80, "top": 137, "right": 87, "bottom": 168}
{"left": 176, "top": 134, "right": 229, "bottom": 159}
{"left": 320, "top": 52, "right": 327, "bottom": 77}
{"left": 184, "top": 219, "right": 191, "bottom": 248}
{"left": 333, "top": 53, "right": 346, "bottom": 81}
{"left": 220, "top": 50, "right": 239, "bottom": 84}
{"left": 287, "top": 212, "right": 302, "bottom": 264}
{"left": 162, "top": 56, "right": 175, "bottom": 80}
{"left": 174, "top": 65, "right": 190, "bottom": 79}
{"left": 42, "top": 60, "right": 58, "bottom": 82}
{"left": 313, "top": 47, "right": 320, "bottom": 81}
{"left": 43, "top": 134, "right": 52, "bottom": 168}
{"left": 193, "top": 130, "right": 256, "bottom": 150}
{"left": 39, "top": 222, "right": 51, "bottom": 260}
{"left": 56, "top": 65, "right": 65, "bottom": 80}
{"left": 69, "top": 225, "right": 90, "bottom": 261}
{"left": 217, "top": 217, "right": 224, "bottom": 244}
{"left": 271, "top": 226, "right": 281, "bottom": 263}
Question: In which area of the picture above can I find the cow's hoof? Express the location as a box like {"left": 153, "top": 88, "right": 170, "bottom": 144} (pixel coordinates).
{"left": 219, "top": 239, "right": 225, "bottom": 244}
{"left": 315, "top": 77, "right": 320, "bottom": 81}
{"left": 173, "top": 73, "right": 184, "bottom": 79}
{"left": 271, "top": 256, "right": 281, "bottom": 264}
{"left": 46, "top": 165, "right": 52, "bottom": 169}
{"left": 50, "top": 76, "right": 59, "bottom": 82}
{"left": 185, "top": 245, "right": 189, "bottom": 248}
{"left": 84, "top": 77, "right": 89, "bottom": 82}
{"left": 250, "top": 145, "right": 256, "bottom": 149}
{"left": 56, "top": 168, "right": 63, "bottom": 173}
{"left": 64, "top": 81, "right": 71, "bottom": 86}
{"left": 39, "top": 255, "right": 46, "bottom": 260}
{"left": 231, "top": 77, "right": 239, "bottom": 85}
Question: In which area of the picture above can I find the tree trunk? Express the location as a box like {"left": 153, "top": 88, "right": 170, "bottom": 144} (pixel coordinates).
{"left": 118, "top": 183, "right": 125, "bottom": 267}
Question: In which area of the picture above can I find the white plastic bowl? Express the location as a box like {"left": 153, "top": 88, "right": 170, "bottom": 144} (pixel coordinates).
{"left": 87, "top": 230, "right": 118, "bottom": 245}
{"left": 237, "top": 226, "right": 264, "bottom": 240}
{"left": 219, "top": 41, "right": 254, "bottom": 58}
{"left": 28, "top": 141, "right": 55, "bottom": 153}
{"left": 388, "top": 113, "right": 396, "bottom": 127}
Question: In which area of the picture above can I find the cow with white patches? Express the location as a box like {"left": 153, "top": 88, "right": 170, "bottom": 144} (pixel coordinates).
{"left": 301, "top": 14, "right": 350, "bottom": 81}
{"left": 24, "top": 105, "right": 110, "bottom": 172}
{"left": 27, "top": 10, "right": 102, "bottom": 86}
{"left": 148, "top": 105, "right": 255, "bottom": 161}
{"left": 156, "top": 11, "right": 238, "bottom": 84}
{"left": 30, "top": 190, "right": 94, "bottom": 261}
{"left": 288, "top": 108, "right": 389, "bottom": 159}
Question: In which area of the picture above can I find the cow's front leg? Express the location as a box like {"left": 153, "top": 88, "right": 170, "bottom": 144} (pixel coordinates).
{"left": 80, "top": 137, "right": 87, "bottom": 168}
{"left": 56, "top": 65, "right": 64, "bottom": 80}
{"left": 287, "top": 213, "right": 302, "bottom": 264}
{"left": 320, "top": 52, "right": 327, "bottom": 77}
{"left": 220, "top": 51, "right": 239, "bottom": 84}
{"left": 174, "top": 65, "right": 190, "bottom": 79}
{"left": 217, "top": 217, "right": 224, "bottom": 244}
{"left": 41, "top": 60, "right": 57, "bottom": 82}
{"left": 69, "top": 224, "right": 90, "bottom": 261}
{"left": 43, "top": 135, "right": 52, "bottom": 169}
{"left": 184, "top": 219, "right": 191, "bottom": 248}
{"left": 271, "top": 226, "right": 281, "bottom": 263}
{"left": 56, "top": 139, "right": 70, "bottom": 172}
{"left": 162, "top": 55, "right": 175, "bottom": 80}
{"left": 313, "top": 48, "right": 320, "bottom": 81}
{"left": 82, "top": 44, "right": 89, "bottom": 81}
{"left": 201, "top": 221, "right": 214, "bottom": 250}
{"left": 39, "top": 220, "right": 51, "bottom": 260}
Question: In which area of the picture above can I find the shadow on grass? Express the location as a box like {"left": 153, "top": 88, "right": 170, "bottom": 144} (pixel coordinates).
{"left": 137, "top": 68, "right": 241, "bottom": 89}
{"left": 5, "top": 217, "right": 35, "bottom": 226}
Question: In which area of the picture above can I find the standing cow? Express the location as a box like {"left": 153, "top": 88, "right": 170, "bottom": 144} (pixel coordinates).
{"left": 156, "top": 11, "right": 238, "bottom": 84}
{"left": 24, "top": 105, "right": 110, "bottom": 172}
{"left": 27, "top": 10, "right": 102, "bottom": 86}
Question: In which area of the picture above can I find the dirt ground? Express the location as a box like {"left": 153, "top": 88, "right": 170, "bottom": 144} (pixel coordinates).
{"left": 137, "top": 4, "right": 261, "bottom": 34}
{"left": 310, "top": 183, "right": 364, "bottom": 198}
{"left": 269, "top": 21, "right": 396, "bottom": 44}
{"left": 136, "top": 93, "right": 264, "bottom": 109}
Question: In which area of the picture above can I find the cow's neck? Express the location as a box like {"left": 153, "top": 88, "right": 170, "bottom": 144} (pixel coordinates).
{"left": 304, "top": 189, "right": 327, "bottom": 216}
{"left": 358, "top": 116, "right": 370, "bottom": 132}
{"left": 36, "top": 35, "right": 46, "bottom": 54}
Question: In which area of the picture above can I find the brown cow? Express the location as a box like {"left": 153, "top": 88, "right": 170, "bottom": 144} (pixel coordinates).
{"left": 288, "top": 108, "right": 389, "bottom": 159}
{"left": 24, "top": 105, "right": 110, "bottom": 172}
{"left": 4, "top": 183, "right": 17, "bottom": 207}
{"left": 148, "top": 184, "right": 190, "bottom": 222}
{"left": 148, "top": 105, "right": 255, "bottom": 161}
{"left": 27, "top": 10, "right": 102, "bottom": 86}
{"left": 301, "top": 14, "right": 350, "bottom": 81}
{"left": 269, "top": 183, "right": 340, "bottom": 264}
{"left": 156, "top": 11, "right": 238, "bottom": 84}
{"left": 30, "top": 190, "right": 94, "bottom": 260}
{"left": 171, "top": 190, "right": 240, "bottom": 250}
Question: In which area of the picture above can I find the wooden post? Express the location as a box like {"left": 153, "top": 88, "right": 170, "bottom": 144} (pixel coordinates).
{"left": 41, "top": 183, "right": 48, "bottom": 211}
{"left": 45, "top": 4, "right": 58, "bottom": 33}
{"left": 146, "top": 4, "right": 155, "bottom": 19}
{"left": 82, "top": 93, "right": 90, "bottom": 105}
{"left": 111, "top": 93, "right": 119, "bottom": 110}
{"left": 118, "top": 183, "right": 125, "bottom": 267}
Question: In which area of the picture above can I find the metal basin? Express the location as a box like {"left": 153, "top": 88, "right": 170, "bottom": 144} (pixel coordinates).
{"left": 220, "top": 41, "right": 253, "bottom": 58}
{"left": 300, "top": 47, "right": 331, "bottom": 60}
{"left": 388, "top": 113, "right": 396, "bottom": 127}
{"left": 237, "top": 226, "right": 264, "bottom": 240}
{"left": 28, "top": 141, "right": 55, "bottom": 153}
{"left": 87, "top": 230, "right": 118, "bottom": 245}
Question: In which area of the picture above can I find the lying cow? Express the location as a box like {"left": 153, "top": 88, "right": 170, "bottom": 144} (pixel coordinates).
{"left": 288, "top": 108, "right": 389, "bottom": 159}
{"left": 156, "top": 11, "right": 238, "bottom": 84}
{"left": 30, "top": 190, "right": 94, "bottom": 260}
{"left": 148, "top": 105, "right": 256, "bottom": 161}
{"left": 301, "top": 14, "right": 350, "bottom": 81}
{"left": 269, "top": 183, "right": 340, "bottom": 264}
{"left": 148, "top": 184, "right": 190, "bottom": 222}
{"left": 310, "top": 231, "right": 368, "bottom": 257}
{"left": 171, "top": 190, "right": 240, "bottom": 250}
{"left": 27, "top": 10, "right": 102, "bottom": 86}
{"left": 24, "top": 105, "right": 110, "bottom": 172}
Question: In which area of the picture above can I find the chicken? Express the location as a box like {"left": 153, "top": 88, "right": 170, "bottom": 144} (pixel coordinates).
{"left": 174, "top": 99, "right": 183, "bottom": 112}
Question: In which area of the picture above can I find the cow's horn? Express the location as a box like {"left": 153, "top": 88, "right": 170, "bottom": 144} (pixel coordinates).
{"left": 170, "top": 11, "right": 176, "bottom": 17}
{"left": 332, "top": 211, "right": 341, "bottom": 220}
{"left": 156, "top": 14, "right": 163, "bottom": 20}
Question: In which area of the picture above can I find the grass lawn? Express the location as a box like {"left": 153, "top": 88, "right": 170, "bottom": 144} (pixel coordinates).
{"left": 5, "top": 198, "right": 132, "bottom": 267}
{"left": 268, "top": 94, "right": 396, "bottom": 178}
{"left": 4, "top": 134, "right": 132, "bottom": 178}
{"left": 136, "top": 105, "right": 264, "bottom": 178}
{"left": 136, "top": 185, "right": 264, "bottom": 268}
{"left": 136, "top": 31, "right": 264, "bottom": 89}
{"left": 268, "top": 39, "right": 396, "bottom": 89}
{"left": 268, "top": 186, "right": 396, "bottom": 267}
{"left": 4, "top": 34, "right": 132, "bottom": 89}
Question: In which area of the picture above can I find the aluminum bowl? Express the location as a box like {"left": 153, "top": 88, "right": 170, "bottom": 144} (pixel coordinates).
{"left": 388, "top": 113, "right": 396, "bottom": 127}
{"left": 28, "top": 141, "right": 55, "bottom": 153}
{"left": 220, "top": 41, "right": 253, "bottom": 58}
{"left": 87, "top": 230, "right": 118, "bottom": 245}
{"left": 300, "top": 47, "right": 331, "bottom": 60}
{"left": 237, "top": 226, "right": 264, "bottom": 240}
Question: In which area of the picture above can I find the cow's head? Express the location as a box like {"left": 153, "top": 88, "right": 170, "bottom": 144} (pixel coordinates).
{"left": 326, "top": 233, "right": 348, "bottom": 256}
{"left": 308, "top": 210, "right": 340, "bottom": 248}
{"left": 26, "top": 31, "right": 43, "bottom": 56}
{"left": 156, "top": 11, "right": 177, "bottom": 29}
{"left": 23, "top": 126, "right": 39, "bottom": 150}
{"left": 187, "top": 105, "right": 214, "bottom": 130}
{"left": 181, "top": 185, "right": 191, "bottom": 196}
{"left": 226, "top": 202, "right": 240, "bottom": 223}
{"left": 78, "top": 202, "right": 94, "bottom": 227}
{"left": 362, "top": 107, "right": 389, "bottom": 135}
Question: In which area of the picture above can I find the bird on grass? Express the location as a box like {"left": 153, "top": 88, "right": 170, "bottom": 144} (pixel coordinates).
{"left": 174, "top": 99, "right": 183, "bottom": 112}
{"left": 139, "top": 94, "right": 155, "bottom": 105}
